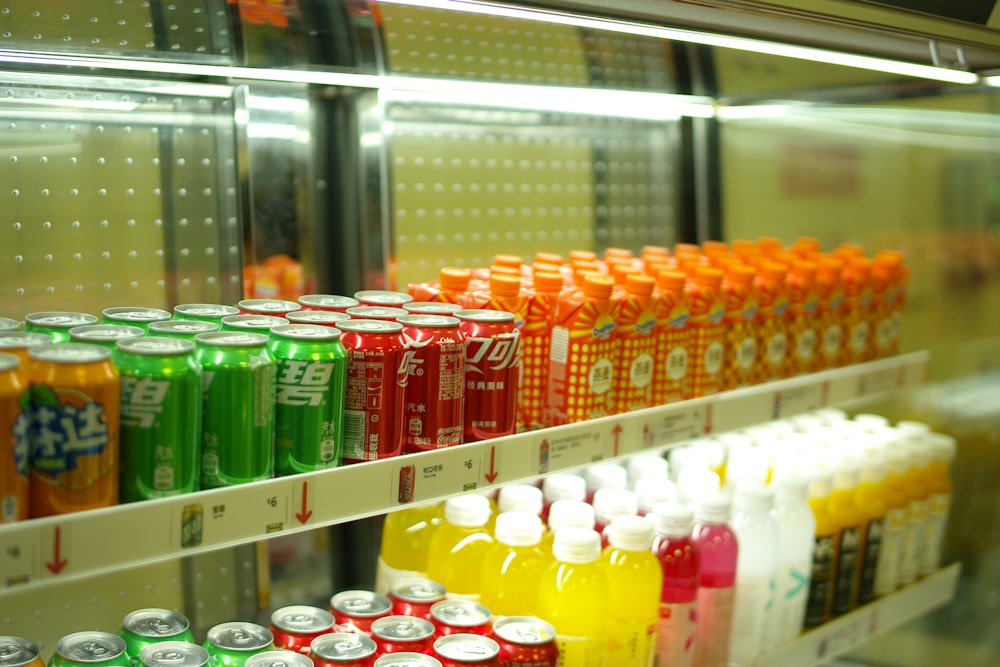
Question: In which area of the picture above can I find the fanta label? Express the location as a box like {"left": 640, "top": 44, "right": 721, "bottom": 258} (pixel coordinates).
{"left": 31, "top": 385, "right": 111, "bottom": 478}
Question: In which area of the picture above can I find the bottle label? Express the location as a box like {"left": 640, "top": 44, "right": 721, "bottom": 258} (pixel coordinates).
{"left": 729, "top": 574, "right": 773, "bottom": 664}
{"left": 875, "top": 508, "right": 907, "bottom": 596}
{"left": 822, "top": 324, "right": 842, "bottom": 359}
{"left": 765, "top": 561, "right": 811, "bottom": 649}
{"left": 373, "top": 556, "right": 424, "bottom": 596}
{"left": 693, "top": 586, "right": 734, "bottom": 667}
{"left": 920, "top": 493, "right": 951, "bottom": 576}
{"left": 796, "top": 328, "right": 817, "bottom": 363}
{"left": 606, "top": 619, "right": 656, "bottom": 667}
{"left": 857, "top": 518, "right": 884, "bottom": 604}
{"left": 736, "top": 336, "right": 756, "bottom": 371}
{"left": 704, "top": 340, "right": 723, "bottom": 375}
{"left": 766, "top": 331, "right": 787, "bottom": 367}
{"left": 805, "top": 535, "right": 834, "bottom": 627}
{"left": 556, "top": 634, "right": 608, "bottom": 667}
{"left": 899, "top": 499, "right": 927, "bottom": 586}
{"left": 833, "top": 526, "right": 861, "bottom": 614}
{"left": 849, "top": 321, "right": 870, "bottom": 355}
{"left": 666, "top": 346, "right": 689, "bottom": 381}
{"left": 656, "top": 600, "right": 696, "bottom": 667}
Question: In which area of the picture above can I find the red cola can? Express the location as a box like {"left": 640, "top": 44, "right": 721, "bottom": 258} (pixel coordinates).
{"left": 396, "top": 315, "right": 465, "bottom": 453}
{"left": 490, "top": 617, "right": 558, "bottom": 667}
{"left": 239, "top": 298, "right": 302, "bottom": 317}
{"left": 346, "top": 307, "right": 409, "bottom": 322}
{"left": 330, "top": 591, "right": 394, "bottom": 635}
{"left": 433, "top": 634, "right": 502, "bottom": 667}
{"left": 312, "top": 633, "right": 378, "bottom": 667}
{"left": 429, "top": 601, "right": 492, "bottom": 638}
{"left": 370, "top": 617, "right": 436, "bottom": 656}
{"left": 335, "top": 321, "right": 406, "bottom": 464}
{"left": 373, "top": 654, "right": 441, "bottom": 667}
{"left": 389, "top": 580, "right": 447, "bottom": 620}
{"left": 355, "top": 291, "right": 414, "bottom": 308}
{"left": 287, "top": 310, "right": 351, "bottom": 327}
{"left": 300, "top": 294, "right": 360, "bottom": 313}
{"left": 454, "top": 310, "right": 520, "bottom": 442}
{"left": 403, "top": 303, "right": 463, "bottom": 316}
{"left": 271, "top": 605, "right": 336, "bottom": 654}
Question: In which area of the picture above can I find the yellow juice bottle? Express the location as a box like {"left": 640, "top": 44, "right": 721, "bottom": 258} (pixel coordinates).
{"left": 374, "top": 503, "right": 443, "bottom": 594}
{"left": 542, "top": 499, "right": 596, "bottom": 565}
{"left": 827, "top": 454, "right": 863, "bottom": 616}
{"left": 852, "top": 445, "right": 888, "bottom": 605}
{"left": 921, "top": 433, "right": 956, "bottom": 576}
{"left": 538, "top": 527, "right": 610, "bottom": 667}
{"left": 426, "top": 494, "right": 494, "bottom": 599}
{"left": 895, "top": 436, "right": 932, "bottom": 587}
{"left": 803, "top": 465, "right": 836, "bottom": 628}
{"left": 479, "top": 511, "right": 548, "bottom": 617}
{"left": 874, "top": 439, "right": 909, "bottom": 597}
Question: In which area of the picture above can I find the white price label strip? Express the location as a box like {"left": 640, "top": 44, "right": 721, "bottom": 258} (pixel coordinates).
{"left": 390, "top": 443, "right": 485, "bottom": 504}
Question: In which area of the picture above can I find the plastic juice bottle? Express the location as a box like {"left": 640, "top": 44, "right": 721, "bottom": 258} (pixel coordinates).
{"left": 842, "top": 257, "right": 874, "bottom": 366}
{"left": 721, "top": 264, "right": 758, "bottom": 391}
{"left": 478, "top": 511, "right": 548, "bottom": 617}
{"left": 650, "top": 502, "right": 700, "bottom": 667}
{"left": 874, "top": 436, "right": 909, "bottom": 597}
{"left": 543, "top": 274, "right": 617, "bottom": 425}
{"left": 601, "top": 515, "right": 663, "bottom": 667}
{"left": 753, "top": 261, "right": 790, "bottom": 383}
{"left": 521, "top": 271, "right": 564, "bottom": 431}
{"left": 764, "top": 475, "right": 815, "bottom": 650}
{"left": 612, "top": 274, "right": 658, "bottom": 413}
{"left": 592, "top": 487, "right": 639, "bottom": 546}
{"left": 374, "top": 504, "right": 444, "bottom": 594}
{"left": 852, "top": 444, "right": 888, "bottom": 605}
{"left": 786, "top": 260, "right": 820, "bottom": 377}
{"left": 584, "top": 462, "right": 627, "bottom": 503}
{"left": 542, "top": 473, "right": 587, "bottom": 522}
{"left": 828, "top": 454, "right": 864, "bottom": 616}
{"left": 803, "top": 465, "right": 836, "bottom": 628}
{"left": 921, "top": 433, "right": 956, "bottom": 576}
{"left": 408, "top": 267, "right": 473, "bottom": 304}
{"left": 895, "top": 435, "right": 932, "bottom": 587}
{"left": 691, "top": 493, "right": 738, "bottom": 667}
{"left": 543, "top": 499, "right": 596, "bottom": 563}
{"left": 425, "top": 494, "right": 494, "bottom": 599}
{"left": 537, "top": 527, "right": 610, "bottom": 667}
{"left": 652, "top": 271, "right": 691, "bottom": 405}
{"left": 814, "top": 256, "right": 845, "bottom": 371}
{"left": 686, "top": 267, "right": 726, "bottom": 398}
{"left": 728, "top": 482, "right": 779, "bottom": 666}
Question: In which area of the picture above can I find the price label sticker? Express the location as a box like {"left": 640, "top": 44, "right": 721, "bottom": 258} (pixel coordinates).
{"left": 774, "top": 383, "right": 823, "bottom": 419}
{"left": 393, "top": 444, "right": 484, "bottom": 504}
{"left": 645, "top": 400, "right": 710, "bottom": 447}
{"left": 858, "top": 367, "right": 900, "bottom": 397}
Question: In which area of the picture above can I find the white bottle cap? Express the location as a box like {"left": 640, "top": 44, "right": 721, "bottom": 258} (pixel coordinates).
{"left": 895, "top": 420, "right": 931, "bottom": 437}
{"left": 678, "top": 468, "right": 721, "bottom": 506}
{"left": 584, "top": 463, "right": 627, "bottom": 494}
{"left": 648, "top": 502, "right": 694, "bottom": 537}
{"left": 743, "top": 424, "right": 781, "bottom": 445}
{"left": 552, "top": 527, "right": 601, "bottom": 564}
{"left": 627, "top": 454, "right": 669, "bottom": 488}
{"left": 497, "top": 484, "right": 543, "bottom": 516}
{"left": 592, "top": 488, "right": 638, "bottom": 525}
{"left": 768, "top": 419, "right": 798, "bottom": 438}
{"left": 494, "top": 511, "right": 543, "bottom": 547}
{"left": 724, "top": 446, "right": 769, "bottom": 488}
{"left": 771, "top": 473, "right": 809, "bottom": 505}
{"left": 692, "top": 439, "right": 727, "bottom": 470}
{"left": 832, "top": 453, "right": 860, "bottom": 490}
{"left": 790, "top": 413, "right": 825, "bottom": 433}
{"left": 882, "top": 442, "right": 910, "bottom": 476}
{"left": 806, "top": 460, "right": 834, "bottom": 499}
{"left": 635, "top": 477, "right": 678, "bottom": 514}
{"left": 694, "top": 492, "right": 732, "bottom": 524}
{"left": 814, "top": 407, "right": 848, "bottom": 424}
{"left": 607, "top": 514, "right": 655, "bottom": 551}
{"left": 444, "top": 494, "right": 491, "bottom": 528}
{"left": 734, "top": 480, "right": 774, "bottom": 513}
{"left": 542, "top": 474, "right": 586, "bottom": 504}
{"left": 668, "top": 445, "right": 710, "bottom": 481}
{"left": 716, "top": 431, "right": 755, "bottom": 451}
{"left": 927, "top": 432, "right": 957, "bottom": 462}
{"left": 856, "top": 446, "right": 887, "bottom": 484}
{"left": 547, "top": 499, "right": 595, "bottom": 532}
{"left": 854, "top": 413, "right": 890, "bottom": 432}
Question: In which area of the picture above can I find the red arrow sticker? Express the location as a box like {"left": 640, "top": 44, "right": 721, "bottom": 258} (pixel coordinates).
{"left": 611, "top": 423, "right": 623, "bottom": 457}
{"left": 485, "top": 446, "right": 498, "bottom": 484}
{"left": 46, "top": 526, "right": 68, "bottom": 575}
{"left": 295, "top": 481, "right": 313, "bottom": 525}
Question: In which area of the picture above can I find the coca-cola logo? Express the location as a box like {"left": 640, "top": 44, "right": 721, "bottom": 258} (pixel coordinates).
{"left": 465, "top": 334, "right": 520, "bottom": 373}
{"left": 397, "top": 334, "right": 432, "bottom": 386}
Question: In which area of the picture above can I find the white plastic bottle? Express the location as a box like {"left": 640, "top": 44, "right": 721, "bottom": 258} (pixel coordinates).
{"left": 728, "top": 481, "right": 779, "bottom": 666}
{"left": 763, "top": 475, "right": 815, "bottom": 650}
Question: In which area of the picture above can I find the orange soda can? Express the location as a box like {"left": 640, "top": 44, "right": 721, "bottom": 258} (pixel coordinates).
{"left": 0, "top": 332, "right": 52, "bottom": 368}
{"left": 27, "top": 344, "right": 120, "bottom": 517}
{"left": 612, "top": 274, "right": 657, "bottom": 413}
{"left": 0, "top": 637, "right": 45, "bottom": 667}
{"left": 753, "top": 261, "right": 790, "bottom": 382}
{"left": 0, "top": 354, "right": 30, "bottom": 522}
{"left": 686, "top": 267, "right": 726, "bottom": 397}
{"left": 786, "top": 260, "right": 821, "bottom": 376}
{"left": 842, "top": 257, "right": 874, "bottom": 366}
{"left": 651, "top": 271, "right": 690, "bottom": 405}
{"left": 721, "top": 264, "right": 758, "bottom": 391}
{"left": 520, "top": 272, "right": 563, "bottom": 430}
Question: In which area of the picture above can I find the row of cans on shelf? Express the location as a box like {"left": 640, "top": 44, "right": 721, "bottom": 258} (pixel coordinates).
{"left": 0, "top": 294, "right": 521, "bottom": 521}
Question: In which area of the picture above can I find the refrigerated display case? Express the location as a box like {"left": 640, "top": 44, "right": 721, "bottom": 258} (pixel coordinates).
{"left": 1, "top": 1, "right": 998, "bottom": 665}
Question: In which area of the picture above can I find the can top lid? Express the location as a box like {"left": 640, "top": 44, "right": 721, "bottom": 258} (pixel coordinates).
{"left": 138, "top": 642, "right": 209, "bottom": 667}
{"left": 453, "top": 309, "right": 516, "bottom": 324}
{"left": 354, "top": 290, "right": 414, "bottom": 307}
{"left": 148, "top": 320, "right": 220, "bottom": 335}
{"left": 310, "top": 633, "right": 377, "bottom": 661}
{"left": 270, "top": 605, "right": 334, "bottom": 633}
{"left": 432, "top": 634, "right": 500, "bottom": 661}
{"left": 298, "top": 294, "right": 360, "bottom": 309}
{"left": 286, "top": 311, "right": 350, "bottom": 324}
{"left": 102, "top": 307, "right": 171, "bottom": 322}
{"left": 55, "top": 632, "right": 127, "bottom": 663}
{"left": 344, "top": 306, "right": 408, "bottom": 320}
{"left": 221, "top": 315, "right": 289, "bottom": 330}
{"left": 389, "top": 579, "right": 447, "bottom": 603}
{"left": 29, "top": 343, "right": 111, "bottom": 363}
{"left": 238, "top": 299, "right": 301, "bottom": 313}
{"left": 0, "top": 331, "right": 52, "bottom": 349}
{"left": 372, "top": 653, "right": 441, "bottom": 667}
{"left": 194, "top": 332, "right": 269, "bottom": 348}
{"left": 205, "top": 622, "right": 273, "bottom": 651}
{"left": 402, "top": 302, "right": 463, "bottom": 315}
{"left": 174, "top": 304, "right": 240, "bottom": 318}
{"left": 270, "top": 324, "right": 342, "bottom": 342}
{"left": 0, "top": 353, "right": 19, "bottom": 372}
{"left": 242, "top": 650, "right": 312, "bottom": 667}
{"left": 70, "top": 324, "right": 145, "bottom": 342}
{"left": 491, "top": 616, "right": 556, "bottom": 645}
{"left": 122, "top": 608, "right": 191, "bottom": 637}
{"left": 0, "top": 637, "right": 40, "bottom": 667}
{"left": 428, "top": 600, "right": 491, "bottom": 627}
{"left": 0, "top": 318, "right": 20, "bottom": 331}
{"left": 25, "top": 312, "right": 98, "bottom": 328}
{"left": 330, "top": 590, "right": 392, "bottom": 617}
{"left": 396, "top": 314, "right": 460, "bottom": 329}
{"left": 335, "top": 319, "right": 404, "bottom": 334}
{"left": 369, "top": 616, "right": 435, "bottom": 641}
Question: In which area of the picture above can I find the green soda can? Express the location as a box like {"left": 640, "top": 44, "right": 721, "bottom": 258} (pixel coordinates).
{"left": 24, "top": 312, "right": 98, "bottom": 343}
{"left": 117, "top": 338, "right": 203, "bottom": 501}
{"left": 221, "top": 315, "right": 288, "bottom": 333}
{"left": 194, "top": 332, "right": 276, "bottom": 488}
{"left": 268, "top": 324, "right": 347, "bottom": 475}
{"left": 69, "top": 325, "right": 145, "bottom": 352}
{"left": 49, "top": 632, "right": 131, "bottom": 667}
{"left": 203, "top": 623, "right": 274, "bottom": 667}
{"left": 119, "top": 609, "right": 196, "bottom": 666}
{"left": 173, "top": 304, "right": 240, "bottom": 323}
{"left": 0, "top": 318, "right": 21, "bottom": 332}
{"left": 102, "top": 308, "right": 172, "bottom": 333}
{"left": 147, "top": 320, "right": 220, "bottom": 339}
{"left": 137, "top": 644, "right": 208, "bottom": 667}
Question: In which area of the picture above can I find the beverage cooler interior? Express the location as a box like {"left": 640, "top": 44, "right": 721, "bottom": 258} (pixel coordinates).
{"left": 1, "top": 1, "right": 999, "bottom": 666}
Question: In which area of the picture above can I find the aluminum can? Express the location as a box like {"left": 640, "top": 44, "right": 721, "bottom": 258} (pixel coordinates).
{"left": 388, "top": 580, "right": 447, "bottom": 620}
{"left": 401, "top": 304, "right": 462, "bottom": 316}
{"left": 194, "top": 333, "right": 276, "bottom": 488}
{"left": 238, "top": 299, "right": 302, "bottom": 317}
{"left": 428, "top": 602, "right": 491, "bottom": 638}
{"left": 489, "top": 617, "right": 557, "bottom": 667}
{"left": 138, "top": 643, "right": 208, "bottom": 667}
{"left": 28, "top": 344, "right": 119, "bottom": 517}
{"left": 433, "top": 635, "right": 501, "bottom": 667}
{"left": 287, "top": 311, "right": 351, "bottom": 328}
{"left": 334, "top": 321, "right": 406, "bottom": 464}
{"left": 453, "top": 310, "right": 519, "bottom": 442}
{"left": 203, "top": 623, "right": 274, "bottom": 667}
{"left": 147, "top": 320, "right": 220, "bottom": 339}
{"left": 270, "top": 605, "right": 336, "bottom": 654}
{"left": 102, "top": 308, "right": 172, "bottom": 332}
{"left": 49, "top": 632, "right": 130, "bottom": 667}
{"left": 173, "top": 304, "right": 240, "bottom": 323}
{"left": 268, "top": 325, "right": 347, "bottom": 475}
{"left": 330, "top": 591, "right": 393, "bottom": 635}
{"left": 221, "top": 315, "right": 289, "bottom": 333}
{"left": 354, "top": 291, "right": 414, "bottom": 308}
{"left": 69, "top": 325, "right": 145, "bottom": 350}
{"left": 120, "top": 609, "right": 196, "bottom": 664}
{"left": 396, "top": 315, "right": 465, "bottom": 453}
{"left": 0, "top": 332, "right": 52, "bottom": 367}
{"left": 0, "top": 637, "right": 44, "bottom": 667}
{"left": 0, "top": 319, "right": 20, "bottom": 332}
{"left": 243, "top": 652, "right": 312, "bottom": 667}
{"left": 116, "top": 338, "right": 202, "bottom": 501}
{"left": 372, "top": 655, "right": 440, "bottom": 667}
{"left": 311, "top": 634, "right": 377, "bottom": 667}
{"left": 0, "top": 355, "right": 29, "bottom": 522}
{"left": 299, "top": 295, "right": 360, "bottom": 313}
{"left": 24, "top": 312, "right": 98, "bottom": 343}
{"left": 370, "top": 618, "right": 435, "bottom": 657}
{"left": 345, "top": 307, "right": 408, "bottom": 322}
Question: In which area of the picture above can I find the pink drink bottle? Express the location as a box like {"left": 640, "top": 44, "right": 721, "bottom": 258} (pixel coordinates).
{"left": 691, "top": 493, "right": 738, "bottom": 667}
{"left": 650, "top": 502, "right": 702, "bottom": 667}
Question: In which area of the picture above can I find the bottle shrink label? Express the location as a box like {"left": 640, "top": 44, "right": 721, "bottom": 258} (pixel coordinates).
{"left": 656, "top": 600, "right": 696, "bottom": 667}
{"left": 874, "top": 508, "right": 907, "bottom": 596}
{"left": 832, "top": 526, "right": 861, "bottom": 615}
{"left": 729, "top": 574, "right": 773, "bottom": 664}
{"left": 804, "top": 535, "right": 834, "bottom": 627}
{"left": 898, "top": 499, "right": 927, "bottom": 586}
{"left": 765, "top": 560, "right": 810, "bottom": 649}
{"left": 606, "top": 619, "right": 656, "bottom": 667}
{"left": 920, "top": 493, "right": 951, "bottom": 576}
{"left": 555, "top": 634, "right": 608, "bottom": 667}
{"left": 857, "top": 518, "right": 884, "bottom": 604}
{"left": 692, "top": 586, "right": 734, "bottom": 667}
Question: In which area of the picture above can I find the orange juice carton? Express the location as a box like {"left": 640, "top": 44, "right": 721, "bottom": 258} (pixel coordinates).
{"left": 815, "top": 256, "right": 846, "bottom": 370}
{"left": 520, "top": 271, "right": 565, "bottom": 430}
{"left": 722, "top": 263, "right": 758, "bottom": 390}
{"left": 652, "top": 271, "right": 691, "bottom": 405}
{"left": 786, "top": 260, "right": 821, "bottom": 376}
{"left": 613, "top": 274, "right": 658, "bottom": 413}
{"left": 687, "top": 267, "right": 727, "bottom": 397}
{"left": 842, "top": 257, "right": 874, "bottom": 366}
{"left": 408, "top": 266, "right": 473, "bottom": 304}
{"left": 753, "top": 261, "right": 790, "bottom": 383}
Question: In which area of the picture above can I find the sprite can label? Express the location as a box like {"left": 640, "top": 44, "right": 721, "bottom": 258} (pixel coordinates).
{"left": 268, "top": 325, "right": 347, "bottom": 475}
{"left": 117, "top": 338, "right": 203, "bottom": 502}
{"left": 194, "top": 333, "right": 276, "bottom": 488}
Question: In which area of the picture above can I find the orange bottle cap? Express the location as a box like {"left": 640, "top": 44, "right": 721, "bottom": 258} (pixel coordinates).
{"left": 674, "top": 243, "right": 701, "bottom": 256}
{"left": 732, "top": 239, "right": 757, "bottom": 255}
{"left": 758, "top": 236, "right": 783, "bottom": 254}
{"left": 532, "top": 262, "right": 562, "bottom": 275}
{"left": 641, "top": 245, "right": 670, "bottom": 258}
{"left": 612, "top": 263, "right": 640, "bottom": 284}
{"left": 874, "top": 250, "right": 904, "bottom": 268}
{"left": 846, "top": 256, "right": 873, "bottom": 277}
{"left": 794, "top": 236, "right": 821, "bottom": 253}
{"left": 791, "top": 259, "right": 819, "bottom": 279}
{"left": 604, "top": 247, "right": 634, "bottom": 260}
{"left": 490, "top": 265, "right": 521, "bottom": 277}
{"left": 625, "top": 273, "right": 655, "bottom": 296}
{"left": 656, "top": 270, "right": 688, "bottom": 292}
{"left": 833, "top": 243, "right": 865, "bottom": 259}
{"left": 533, "top": 271, "right": 565, "bottom": 293}
{"left": 760, "top": 261, "right": 788, "bottom": 281}
{"left": 493, "top": 254, "right": 524, "bottom": 269}
{"left": 727, "top": 263, "right": 756, "bottom": 284}
{"left": 817, "top": 255, "right": 844, "bottom": 276}
{"left": 439, "top": 267, "right": 472, "bottom": 291}
{"left": 534, "top": 252, "right": 565, "bottom": 266}
{"left": 568, "top": 250, "right": 598, "bottom": 263}
{"left": 490, "top": 273, "right": 522, "bottom": 297}
{"left": 645, "top": 261, "right": 672, "bottom": 278}
{"left": 702, "top": 240, "right": 729, "bottom": 255}
{"left": 573, "top": 268, "right": 601, "bottom": 287}
{"left": 570, "top": 259, "right": 601, "bottom": 272}
{"left": 582, "top": 274, "right": 614, "bottom": 299}
{"left": 694, "top": 266, "right": 724, "bottom": 288}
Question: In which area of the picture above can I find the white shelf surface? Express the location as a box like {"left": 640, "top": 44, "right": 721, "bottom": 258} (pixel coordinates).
{"left": 754, "top": 563, "right": 961, "bottom": 667}
{"left": 0, "top": 351, "right": 928, "bottom": 592}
